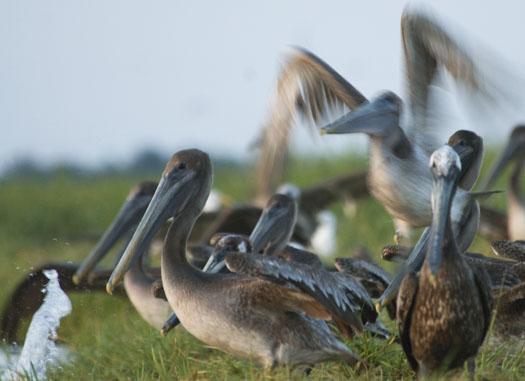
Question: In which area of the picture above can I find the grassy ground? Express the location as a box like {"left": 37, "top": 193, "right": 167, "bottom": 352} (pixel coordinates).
{"left": 1, "top": 152, "right": 524, "bottom": 380}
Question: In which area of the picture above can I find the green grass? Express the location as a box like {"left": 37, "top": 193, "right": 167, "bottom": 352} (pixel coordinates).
{"left": 1, "top": 152, "right": 524, "bottom": 380}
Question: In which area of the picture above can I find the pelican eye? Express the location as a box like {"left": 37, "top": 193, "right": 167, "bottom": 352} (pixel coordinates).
{"left": 459, "top": 140, "right": 465, "bottom": 146}
{"left": 177, "top": 162, "right": 187, "bottom": 170}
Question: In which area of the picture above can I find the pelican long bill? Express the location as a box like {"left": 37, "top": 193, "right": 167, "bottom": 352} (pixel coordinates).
{"left": 106, "top": 172, "right": 195, "bottom": 294}
{"left": 320, "top": 93, "right": 400, "bottom": 137}
{"left": 73, "top": 190, "right": 152, "bottom": 285}
{"left": 428, "top": 163, "right": 461, "bottom": 275}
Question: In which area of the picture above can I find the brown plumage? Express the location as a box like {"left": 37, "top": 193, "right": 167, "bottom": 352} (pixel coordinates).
{"left": 106, "top": 149, "right": 363, "bottom": 369}
{"left": 396, "top": 146, "right": 492, "bottom": 378}
{"left": 491, "top": 240, "right": 525, "bottom": 262}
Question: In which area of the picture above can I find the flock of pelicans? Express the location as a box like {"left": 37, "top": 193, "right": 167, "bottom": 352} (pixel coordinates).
{"left": 3, "top": 7, "right": 525, "bottom": 379}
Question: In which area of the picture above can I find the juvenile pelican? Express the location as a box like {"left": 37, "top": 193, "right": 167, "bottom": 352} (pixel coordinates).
{"left": 383, "top": 244, "right": 522, "bottom": 289}
{"left": 396, "top": 146, "right": 492, "bottom": 377}
{"left": 255, "top": 8, "right": 490, "bottom": 241}
{"left": 205, "top": 193, "right": 378, "bottom": 331}
{"left": 481, "top": 125, "right": 525, "bottom": 240}
{"left": 491, "top": 239, "right": 525, "bottom": 262}
{"left": 107, "top": 149, "right": 364, "bottom": 369}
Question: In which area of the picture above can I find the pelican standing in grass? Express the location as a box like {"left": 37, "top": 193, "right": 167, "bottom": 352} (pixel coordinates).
{"left": 396, "top": 146, "right": 492, "bottom": 377}
{"left": 107, "top": 149, "right": 364, "bottom": 369}
{"left": 481, "top": 125, "right": 525, "bottom": 240}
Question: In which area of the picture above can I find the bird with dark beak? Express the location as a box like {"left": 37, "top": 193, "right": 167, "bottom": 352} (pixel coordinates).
{"left": 376, "top": 129, "right": 485, "bottom": 310}
{"left": 481, "top": 125, "right": 525, "bottom": 240}
{"left": 105, "top": 149, "right": 370, "bottom": 369}
{"left": 396, "top": 146, "right": 492, "bottom": 378}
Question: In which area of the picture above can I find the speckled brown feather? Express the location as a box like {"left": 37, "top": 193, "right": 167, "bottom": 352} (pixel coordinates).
{"left": 254, "top": 47, "right": 367, "bottom": 203}
{"left": 396, "top": 271, "right": 419, "bottom": 371}
{"left": 491, "top": 240, "right": 525, "bottom": 262}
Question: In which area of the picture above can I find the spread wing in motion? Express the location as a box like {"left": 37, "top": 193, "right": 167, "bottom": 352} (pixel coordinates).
{"left": 254, "top": 47, "right": 367, "bottom": 203}
{"left": 491, "top": 240, "right": 525, "bottom": 262}
{"left": 402, "top": 10, "right": 489, "bottom": 155}
{"left": 224, "top": 252, "right": 377, "bottom": 336}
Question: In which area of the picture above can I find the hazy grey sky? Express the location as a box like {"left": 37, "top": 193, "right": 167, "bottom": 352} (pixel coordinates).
{"left": 2, "top": 0, "right": 525, "bottom": 171}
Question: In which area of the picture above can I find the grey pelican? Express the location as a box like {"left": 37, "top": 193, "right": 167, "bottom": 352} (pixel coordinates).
{"left": 396, "top": 146, "right": 492, "bottom": 377}
{"left": 255, "top": 9, "right": 489, "bottom": 242}
{"left": 481, "top": 125, "right": 525, "bottom": 240}
{"left": 377, "top": 129, "right": 487, "bottom": 309}
{"left": 107, "top": 149, "right": 365, "bottom": 369}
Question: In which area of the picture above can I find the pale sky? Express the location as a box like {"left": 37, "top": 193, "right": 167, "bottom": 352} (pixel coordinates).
{"left": 2, "top": 0, "right": 525, "bottom": 172}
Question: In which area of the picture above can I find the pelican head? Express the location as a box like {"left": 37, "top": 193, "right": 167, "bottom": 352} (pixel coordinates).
{"left": 250, "top": 194, "right": 297, "bottom": 256}
{"left": 72, "top": 181, "right": 157, "bottom": 285}
{"left": 448, "top": 130, "right": 483, "bottom": 190}
{"left": 321, "top": 91, "right": 402, "bottom": 137}
{"left": 202, "top": 234, "right": 252, "bottom": 273}
{"left": 428, "top": 146, "right": 462, "bottom": 275}
{"left": 106, "top": 149, "right": 212, "bottom": 294}
{"left": 482, "top": 125, "right": 525, "bottom": 190}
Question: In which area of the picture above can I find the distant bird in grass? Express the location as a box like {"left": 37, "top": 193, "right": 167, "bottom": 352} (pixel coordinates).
{"left": 396, "top": 146, "right": 492, "bottom": 378}
{"left": 106, "top": 149, "right": 367, "bottom": 370}
{"left": 481, "top": 125, "right": 525, "bottom": 241}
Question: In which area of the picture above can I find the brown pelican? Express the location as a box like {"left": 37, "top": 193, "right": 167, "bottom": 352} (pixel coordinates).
{"left": 396, "top": 146, "right": 492, "bottom": 377}
{"left": 492, "top": 283, "right": 525, "bottom": 338}
{"left": 386, "top": 242, "right": 525, "bottom": 339}
{"left": 377, "top": 129, "right": 486, "bottom": 309}
{"left": 204, "top": 192, "right": 377, "bottom": 331}
{"left": 491, "top": 239, "right": 525, "bottom": 262}
{"left": 256, "top": 9, "right": 488, "bottom": 242}
{"left": 481, "top": 125, "right": 525, "bottom": 240}
{"left": 107, "top": 149, "right": 366, "bottom": 369}
{"left": 334, "top": 254, "right": 397, "bottom": 321}
{"left": 383, "top": 244, "right": 522, "bottom": 289}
